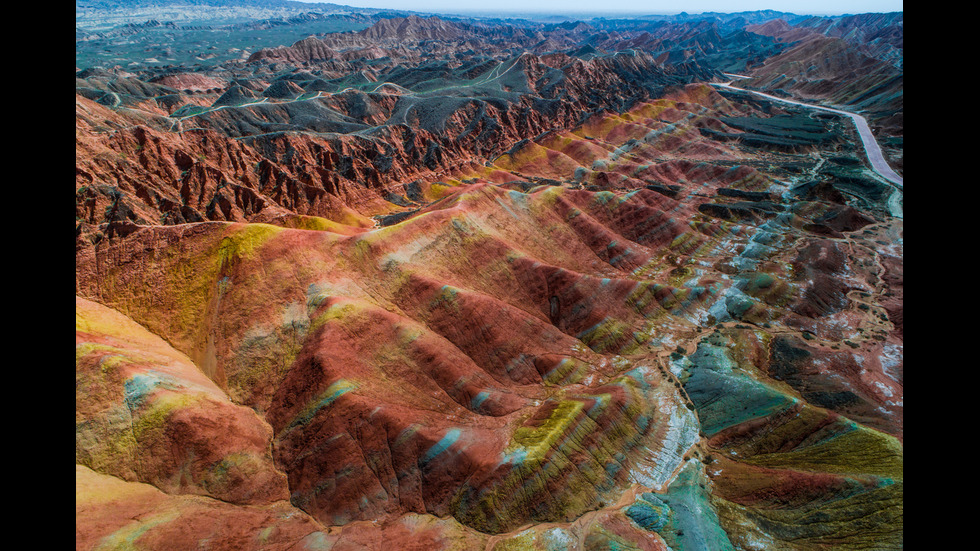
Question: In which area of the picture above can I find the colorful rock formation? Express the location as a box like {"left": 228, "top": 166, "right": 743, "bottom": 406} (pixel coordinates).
{"left": 76, "top": 7, "right": 902, "bottom": 550}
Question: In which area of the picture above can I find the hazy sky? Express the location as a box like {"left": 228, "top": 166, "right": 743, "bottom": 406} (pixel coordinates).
{"left": 313, "top": 0, "right": 903, "bottom": 16}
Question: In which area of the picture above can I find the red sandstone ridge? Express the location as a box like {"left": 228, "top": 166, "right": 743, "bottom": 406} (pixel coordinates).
{"left": 75, "top": 184, "right": 704, "bottom": 533}
{"left": 358, "top": 15, "right": 463, "bottom": 42}
{"left": 750, "top": 35, "right": 889, "bottom": 83}
{"left": 738, "top": 34, "right": 902, "bottom": 137}
{"left": 150, "top": 73, "right": 228, "bottom": 93}
{"left": 76, "top": 465, "right": 325, "bottom": 550}
{"left": 76, "top": 297, "right": 289, "bottom": 505}
{"left": 247, "top": 36, "right": 341, "bottom": 64}
{"left": 746, "top": 19, "right": 818, "bottom": 43}
{"left": 75, "top": 60, "right": 722, "bottom": 237}
{"left": 75, "top": 94, "right": 436, "bottom": 230}
{"left": 246, "top": 16, "right": 464, "bottom": 65}
{"left": 75, "top": 171, "right": 903, "bottom": 542}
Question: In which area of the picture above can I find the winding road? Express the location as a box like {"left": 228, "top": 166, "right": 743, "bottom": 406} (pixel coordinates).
{"left": 711, "top": 76, "right": 901, "bottom": 182}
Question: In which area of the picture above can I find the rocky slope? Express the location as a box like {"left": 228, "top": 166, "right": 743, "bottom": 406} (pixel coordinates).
{"left": 75, "top": 42, "right": 721, "bottom": 237}
{"left": 744, "top": 13, "right": 903, "bottom": 142}
{"left": 77, "top": 9, "right": 902, "bottom": 551}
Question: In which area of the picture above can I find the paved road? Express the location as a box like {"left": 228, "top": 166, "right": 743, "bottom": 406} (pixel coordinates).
{"left": 710, "top": 81, "right": 903, "bottom": 189}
